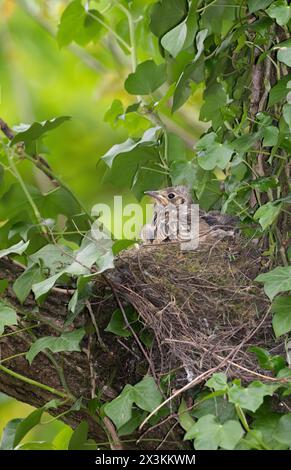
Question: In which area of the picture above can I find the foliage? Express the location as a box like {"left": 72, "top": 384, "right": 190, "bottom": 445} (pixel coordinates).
{"left": 0, "top": 0, "right": 290, "bottom": 451}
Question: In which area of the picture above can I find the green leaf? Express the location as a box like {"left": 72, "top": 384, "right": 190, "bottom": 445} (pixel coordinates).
{"left": 269, "top": 76, "right": 290, "bottom": 106}
{"left": 0, "top": 240, "right": 29, "bottom": 259}
{"left": 271, "top": 295, "right": 291, "bottom": 337}
{"left": 161, "top": 20, "right": 187, "bottom": 58}
{"left": 132, "top": 376, "right": 162, "bottom": 412}
{"left": 32, "top": 237, "right": 114, "bottom": 299}
{"left": 248, "top": 0, "right": 273, "bottom": 13}
{"left": 228, "top": 381, "right": 278, "bottom": 412}
{"left": 105, "top": 308, "right": 132, "bottom": 337}
{"left": 273, "top": 414, "right": 291, "bottom": 446}
{"left": 249, "top": 346, "right": 285, "bottom": 373}
{"left": 193, "top": 395, "right": 237, "bottom": 423}
{"left": 0, "top": 419, "right": 22, "bottom": 450}
{"left": 256, "top": 266, "right": 291, "bottom": 300}
{"left": 11, "top": 117, "right": 71, "bottom": 146}
{"left": 172, "top": 56, "right": 204, "bottom": 112}
{"left": 68, "top": 421, "right": 89, "bottom": 450}
{"left": 100, "top": 126, "right": 160, "bottom": 168}
{"left": 16, "top": 441, "right": 57, "bottom": 450}
{"left": 104, "top": 384, "right": 135, "bottom": 430}
{"left": 13, "top": 264, "right": 44, "bottom": 304}
{"left": 125, "top": 60, "right": 167, "bottom": 95}
{"left": 26, "top": 328, "right": 85, "bottom": 364}
{"left": 184, "top": 414, "right": 244, "bottom": 450}
{"left": 170, "top": 161, "right": 199, "bottom": 187}
{"left": 118, "top": 410, "right": 147, "bottom": 437}
{"left": 253, "top": 201, "right": 282, "bottom": 230}
{"left": 196, "top": 132, "right": 234, "bottom": 170}
{"left": 150, "top": 0, "right": 188, "bottom": 39}
{"left": 13, "top": 409, "right": 43, "bottom": 447}
{"left": 0, "top": 301, "right": 17, "bottom": 335}
{"left": 57, "top": 0, "right": 103, "bottom": 47}
{"left": 206, "top": 373, "right": 228, "bottom": 392}
{"left": 283, "top": 103, "right": 291, "bottom": 128}
{"left": 266, "top": 0, "right": 291, "bottom": 26}
{"left": 199, "top": 82, "right": 227, "bottom": 123}
{"left": 104, "top": 376, "right": 162, "bottom": 430}
{"left": 262, "top": 126, "right": 279, "bottom": 146}
{"left": 277, "top": 40, "right": 291, "bottom": 67}
{"left": 178, "top": 399, "right": 195, "bottom": 432}
{"left": 104, "top": 99, "right": 124, "bottom": 128}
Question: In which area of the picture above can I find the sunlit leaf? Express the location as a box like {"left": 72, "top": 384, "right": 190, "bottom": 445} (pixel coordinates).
{"left": 125, "top": 60, "right": 167, "bottom": 95}
{"left": 11, "top": 117, "right": 71, "bottom": 146}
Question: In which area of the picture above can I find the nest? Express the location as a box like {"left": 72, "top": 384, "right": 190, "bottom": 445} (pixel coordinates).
{"left": 112, "top": 238, "right": 283, "bottom": 383}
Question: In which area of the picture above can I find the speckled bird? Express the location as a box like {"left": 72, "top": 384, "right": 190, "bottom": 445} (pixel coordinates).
{"left": 140, "top": 185, "right": 237, "bottom": 244}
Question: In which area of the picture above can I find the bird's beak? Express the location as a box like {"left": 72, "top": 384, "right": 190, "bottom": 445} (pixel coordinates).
{"left": 144, "top": 190, "right": 167, "bottom": 205}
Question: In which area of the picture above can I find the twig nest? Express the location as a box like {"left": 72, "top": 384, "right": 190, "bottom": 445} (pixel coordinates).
{"left": 112, "top": 239, "right": 281, "bottom": 382}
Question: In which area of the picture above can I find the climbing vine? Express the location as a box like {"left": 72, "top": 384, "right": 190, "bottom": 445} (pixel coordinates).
{"left": 0, "top": 0, "right": 290, "bottom": 451}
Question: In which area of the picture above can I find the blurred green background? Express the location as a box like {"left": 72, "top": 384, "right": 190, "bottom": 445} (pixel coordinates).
{"left": 0, "top": 0, "right": 203, "bottom": 444}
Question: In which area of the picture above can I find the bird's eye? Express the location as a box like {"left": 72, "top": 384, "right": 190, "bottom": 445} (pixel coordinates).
{"left": 168, "top": 193, "right": 175, "bottom": 199}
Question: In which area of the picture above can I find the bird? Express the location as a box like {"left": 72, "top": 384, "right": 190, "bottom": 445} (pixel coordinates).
{"left": 140, "top": 185, "right": 237, "bottom": 244}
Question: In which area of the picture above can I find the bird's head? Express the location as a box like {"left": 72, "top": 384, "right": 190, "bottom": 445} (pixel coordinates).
{"left": 144, "top": 186, "right": 192, "bottom": 207}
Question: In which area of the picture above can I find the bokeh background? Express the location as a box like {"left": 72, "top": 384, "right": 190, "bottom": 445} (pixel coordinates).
{"left": 0, "top": 0, "right": 205, "bottom": 444}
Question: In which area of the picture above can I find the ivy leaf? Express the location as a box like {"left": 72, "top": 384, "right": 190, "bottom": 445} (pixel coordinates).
{"left": 271, "top": 295, "right": 291, "bottom": 337}
{"left": 205, "top": 373, "right": 228, "bottom": 392}
{"left": 0, "top": 240, "right": 29, "bottom": 259}
{"left": 266, "top": 0, "right": 291, "bottom": 26}
{"left": 228, "top": 382, "right": 278, "bottom": 412}
{"left": 105, "top": 308, "right": 133, "bottom": 337}
{"left": 57, "top": 1, "right": 104, "bottom": 47}
{"left": 253, "top": 201, "right": 282, "bottom": 230}
{"left": 277, "top": 40, "right": 291, "bottom": 67}
{"left": 184, "top": 415, "right": 244, "bottom": 450}
{"left": 104, "top": 100, "right": 124, "bottom": 128}
{"left": 170, "top": 161, "right": 199, "bottom": 187}
{"left": 13, "top": 264, "right": 44, "bottom": 304}
{"left": 100, "top": 126, "right": 160, "bottom": 168}
{"left": 68, "top": 421, "right": 89, "bottom": 450}
{"left": 196, "top": 132, "right": 234, "bottom": 170}
{"left": 172, "top": 57, "right": 204, "bottom": 111}
{"left": 269, "top": 76, "right": 290, "bottom": 106}
{"left": 262, "top": 126, "right": 279, "bottom": 146}
{"left": 104, "top": 376, "right": 162, "bottom": 430}
{"left": 0, "top": 419, "right": 22, "bottom": 450}
{"left": 132, "top": 376, "right": 162, "bottom": 412}
{"left": 273, "top": 414, "right": 291, "bottom": 446}
{"left": 11, "top": 117, "right": 71, "bottom": 146}
{"left": 125, "top": 60, "right": 167, "bottom": 95}
{"left": 283, "top": 103, "right": 291, "bottom": 129}
{"left": 0, "top": 301, "right": 17, "bottom": 335}
{"left": 32, "top": 236, "right": 114, "bottom": 299}
{"left": 193, "top": 395, "right": 237, "bottom": 423}
{"left": 161, "top": 20, "right": 187, "bottom": 58}
{"left": 26, "top": 328, "right": 85, "bottom": 364}
{"left": 118, "top": 410, "right": 147, "bottom": 437}
{"left": 199, "top": 82, "right": 227, "bottom": 123}
{"left": 13, "top": 409, "right": 43, "bottom": 448}
{"left": 104, "top": 384, "right": 135, "bottom": 430}
{"left": 249, "top": 346, "right": 285, "bottom": 374}
{"left": 255, "top": 266, "right": 291, "bottom": 300}
{"left": 178, "top": 399, "right": 195, "bottom": 432}
{"left": 149, "top": 0, "right": 188, "bottom": 39}
{"left": 248, "top": 0, "right": 273, "bottom": 13}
